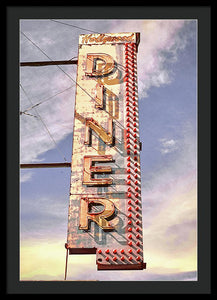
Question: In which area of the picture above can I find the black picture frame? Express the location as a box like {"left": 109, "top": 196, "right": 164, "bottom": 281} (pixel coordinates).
{"left": 5, "top": 3, "right": 211, "bottom": 295}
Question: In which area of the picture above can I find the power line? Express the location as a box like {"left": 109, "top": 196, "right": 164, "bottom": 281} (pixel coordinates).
{"left": 20, "top": 111, "right": 38, "bottom": 118}
{"left": 20, "top": 85, "right": 74, "bottom": 114}
{"left": 49, "top": 19, "right": 101, "bottom": 34}
{"left": 21, "top": 30, "right": 58, "bottom": 63}
{"left": 20, "top": 29, "right": 125, "bottom": 96}
{"left": 20, "top": 83, "right": 68, "bottom": 163}
{"left": 20, "top": 30, "right": 94, "bottom": 99}
{"left": 20, "top": 30, "right": 127, "bottom": 130}
{"left": 20, "top": 31, "right": 106, "bottom": 119}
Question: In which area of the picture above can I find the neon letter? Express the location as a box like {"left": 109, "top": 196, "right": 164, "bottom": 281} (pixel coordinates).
{"left": 85, "top": 53, "right": 115, "bottom": 77}
{"left": 83, "top": 155, "right": 113, "bottom": 186}
{"left": 95, "top": 82, "right": 104, "bottom": 109}
{"left": 79, "top": 197, "right": 115, "bottom": 230}
{"left": 84, "top": 117, "right": 113, "bottom": 146}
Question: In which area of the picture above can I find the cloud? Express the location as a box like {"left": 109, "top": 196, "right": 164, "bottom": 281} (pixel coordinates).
{"left": 20, "top": 69, "right": 75, "bottom": 163}
{"left": 20, "top": 170, "right": 33, "bottom": 183}
{"left": 137, "top": 20, "right": 189, "bottom": 96}
{"left": 20, "top": 20, "right": 193, "bottom": 168}
{"left": 159, "top": 138, "right": 179, "bottom": 154}
{"left": 141, "top": 122, "right": 197, "bottom": 274}
{"left": 20, "top": 191, "right": 68, "bottom": 241}
{"left": 20, "top": 237, "right": 197, "bottom": 281}
{"left": 20, "top": 238, "right": 66, "bottom": 280}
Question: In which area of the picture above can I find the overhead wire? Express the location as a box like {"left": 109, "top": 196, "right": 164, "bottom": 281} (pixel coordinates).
{"left": 49, "top": 19, "right": 126, "bottom": 70}
{"left": 20, "top": 30, "right": 127, "bottom": 130}
{"left": 20, "top": 84, "right": 74, "bottom": 114}
{"left": 20, "top": 28, "right": 126, "bottom": 93}
{"left": 20, "top": 30, "right": 94, "bottom": 100}
{"left": 20, "top": 83, "right": 68, "bottom": 163}
{"left": 20, "top": 111, "right": 38, "bottom": 118}
{"left": 20, "top": 24, "right": 137, "bottom": 145}
{"left": 49, "top": 19, "right": 101, "bottom": 34}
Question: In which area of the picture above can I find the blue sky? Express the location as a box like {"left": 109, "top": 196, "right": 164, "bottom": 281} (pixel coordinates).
{"left": 141, "top": 23, "right": 196, "bottom": 182}
{"left": 20, "top": 19, "right": 197, "bottom": 281}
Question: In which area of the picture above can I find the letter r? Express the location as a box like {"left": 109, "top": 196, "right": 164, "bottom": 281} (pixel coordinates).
{"left": 79, "top": 197, "right": 115, "bottom": 230}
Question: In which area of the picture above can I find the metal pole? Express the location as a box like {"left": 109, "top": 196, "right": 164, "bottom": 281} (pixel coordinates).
{"left": 20, "top": 163, "right": 71, "bottom": 169}
{"left": 64, "top": 248, "right": 69, "bottom": 280}
{"left": 20, "top": 60, "right": 78, "bottom": 67}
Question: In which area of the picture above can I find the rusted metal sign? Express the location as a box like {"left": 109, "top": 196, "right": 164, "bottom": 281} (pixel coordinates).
{"left": 66, "top": 32, "right": 146, "bottom": 270}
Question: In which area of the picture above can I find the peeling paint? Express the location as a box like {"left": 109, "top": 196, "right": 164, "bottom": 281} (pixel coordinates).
{"left": 66, "top": 32, "right": 145, "bottom": 270}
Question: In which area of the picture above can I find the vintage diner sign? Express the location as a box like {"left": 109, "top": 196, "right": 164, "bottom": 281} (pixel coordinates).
{"left": 65, "top": 32, "right": 146, "bottom": 270}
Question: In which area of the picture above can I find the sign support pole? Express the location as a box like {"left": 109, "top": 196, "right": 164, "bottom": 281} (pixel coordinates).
{"left": 64, "top": 247, "right": 69, "bottom": 280}
{"left": 20, "top": 59, "right": 78, "bottom": 67}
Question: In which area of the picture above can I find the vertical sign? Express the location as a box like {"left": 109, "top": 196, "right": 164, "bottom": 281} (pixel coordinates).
{"left": 66, "top": 32, "right": 146, "bottom": 270}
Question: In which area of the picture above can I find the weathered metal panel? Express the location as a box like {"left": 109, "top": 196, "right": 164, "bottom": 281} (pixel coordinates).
{"left": 66, "top": 32, "right": 145, "bottom": 270}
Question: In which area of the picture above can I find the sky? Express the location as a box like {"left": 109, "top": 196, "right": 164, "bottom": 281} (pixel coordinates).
{"left": 20, "top": 19, "right": 197, "bottom": 281}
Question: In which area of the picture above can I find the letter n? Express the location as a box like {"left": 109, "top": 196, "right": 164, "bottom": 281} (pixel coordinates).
{"left": 84, "top": 117, "right": 113, "bottom": 146}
